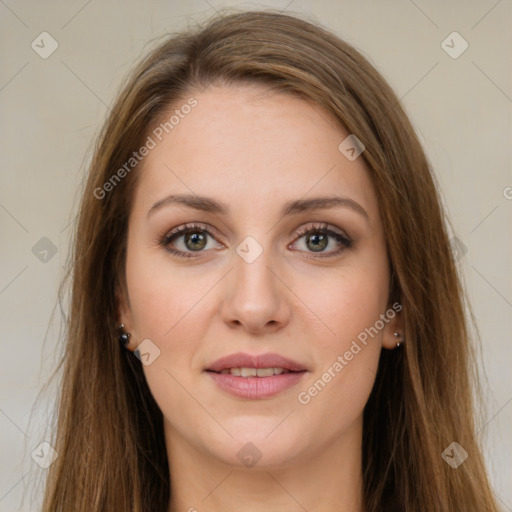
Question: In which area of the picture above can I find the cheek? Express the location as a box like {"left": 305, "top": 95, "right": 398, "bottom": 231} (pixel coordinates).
{"left": 125, "top": 243, "right": 209, "bottom": 342}
{"left": 302, "top": 260, "right": 389, "bottom": 354}
{"left": 293, "top": 260, "right": 388, "bottom": 414}
{"left": 124, "top": 250, "right": 212, "bottom": 432}
{"left": 124, "top": 245, "right": 216, "bottom": 406}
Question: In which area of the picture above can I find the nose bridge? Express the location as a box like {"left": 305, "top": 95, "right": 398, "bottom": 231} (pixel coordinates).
{"left": 235, "top": 241, "right": 275, "bottom": 294}
{"left": 221, "top": 235, "right": 289, "bottom": 332}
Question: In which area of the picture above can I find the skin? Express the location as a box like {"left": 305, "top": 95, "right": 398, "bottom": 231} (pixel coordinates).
{"left": 118, "top": 83, "right": 403, "bottom": 512}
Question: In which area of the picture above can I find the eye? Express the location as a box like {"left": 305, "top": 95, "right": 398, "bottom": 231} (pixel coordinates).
{"left": 160, "top": 222, "right": 222, "bottom": 259}
{"left": 160, "top": 222, "right": 353, "bottom": 260}
{"left": 290, "top": 223, "right": 353, "bottom": 258}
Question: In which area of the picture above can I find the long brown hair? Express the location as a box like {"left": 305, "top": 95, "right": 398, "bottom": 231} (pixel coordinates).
{"left": 36, "top": 8, "right": 498, "bottom": 511}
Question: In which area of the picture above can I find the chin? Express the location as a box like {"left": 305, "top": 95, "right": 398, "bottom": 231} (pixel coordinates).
{"left": 208, "top": 426, "right": 305, "bottom": 469}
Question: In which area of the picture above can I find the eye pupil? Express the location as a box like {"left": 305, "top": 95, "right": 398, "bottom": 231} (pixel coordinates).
{"left": 185, "top": 231, "right": 207, "bottom": 251}
{"left": 307, "top": 233, "right": 328, "bottom": 252}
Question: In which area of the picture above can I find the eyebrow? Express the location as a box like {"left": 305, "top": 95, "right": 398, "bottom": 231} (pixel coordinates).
{"left": 147, "top": 193, "right": 369, "bottom": 221}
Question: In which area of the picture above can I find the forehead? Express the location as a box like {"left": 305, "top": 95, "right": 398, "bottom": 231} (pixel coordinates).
{"left": 132, "top": 84, "right": 379, "bottom": 223}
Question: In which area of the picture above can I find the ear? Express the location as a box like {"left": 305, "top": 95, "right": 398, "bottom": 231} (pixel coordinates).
{"left": 115, "top": 282, "right": 135, "bottom": 351}
{"left": 381, "top": 302, "right": 404, "bottom": 350}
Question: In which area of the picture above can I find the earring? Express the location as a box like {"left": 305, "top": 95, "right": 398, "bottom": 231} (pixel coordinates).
{"left": 117, "top": 324, "right": 131, "bottom": 348}
{"left": 393, "top": 331, "right": 403, "bottom": 348}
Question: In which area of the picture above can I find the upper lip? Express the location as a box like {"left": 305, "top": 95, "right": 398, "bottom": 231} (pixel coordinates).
{"left": 206, "top": 352, "right": 308, "bottom": 373}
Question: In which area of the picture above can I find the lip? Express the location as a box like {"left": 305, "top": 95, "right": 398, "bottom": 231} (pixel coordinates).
{"left": 204, "top": 352, "right": 308, "bottom": 400}
{"left": 205, "top": 352, "right": 308, "bottom": 373}
{"left": 207, "top": 371, "right": 307, "bottom": 399}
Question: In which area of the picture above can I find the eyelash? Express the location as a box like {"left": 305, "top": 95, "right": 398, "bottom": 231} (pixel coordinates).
{"left": 160, "top": 222, "right": 353, "bottom": 260}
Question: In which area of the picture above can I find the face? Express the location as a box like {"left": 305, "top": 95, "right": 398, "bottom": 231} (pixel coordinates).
{"left": 118, "top": 83, "right": 402, "bottom": 469}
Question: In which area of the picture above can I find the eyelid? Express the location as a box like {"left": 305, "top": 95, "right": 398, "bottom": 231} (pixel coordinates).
{"left": 164, "top": 222, "right": 225, "bottom": 242}
{"left": 163, "top": 221, "right": 349, "bottom": 242}
{"left": 292, "top": 222, "right": 348, "bottom": 240}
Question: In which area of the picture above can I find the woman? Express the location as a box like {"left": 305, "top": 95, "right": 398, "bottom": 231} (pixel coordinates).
{"left": 39, "top": 9, "right": 499, "bottom": 511}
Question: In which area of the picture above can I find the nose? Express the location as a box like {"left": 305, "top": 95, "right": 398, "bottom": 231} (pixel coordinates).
{"left": 220, "top": 246, "right": 291, "bottom": 335}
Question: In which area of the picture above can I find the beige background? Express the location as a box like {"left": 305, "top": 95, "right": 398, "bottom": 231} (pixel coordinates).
{"left": 0, "top": 1, "right": 511, "bottom": 510}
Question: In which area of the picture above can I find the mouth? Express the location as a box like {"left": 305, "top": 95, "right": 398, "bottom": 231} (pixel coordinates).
{"left": 206, "top": 367, "right": 304, "bottom": 376}
{"left": 204, "top": 352, "right": 308, "bottom": 399}
{"left": 205, "top": 352, "right": 308, "bottom": 373}
{"left": 205, "top": 368, "right": 307, "bottom": 399}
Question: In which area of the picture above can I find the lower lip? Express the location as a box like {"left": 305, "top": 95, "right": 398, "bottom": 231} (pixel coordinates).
{"left": 206, "top": 371, "right": 307, "bottom": 399}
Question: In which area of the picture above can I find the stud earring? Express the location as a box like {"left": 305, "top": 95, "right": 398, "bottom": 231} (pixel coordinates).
{"left": 393, "top": 331, "right": 403, "bottom": 348}
{"left": 117, "top": 324, "right": 131, "bottom": 348}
